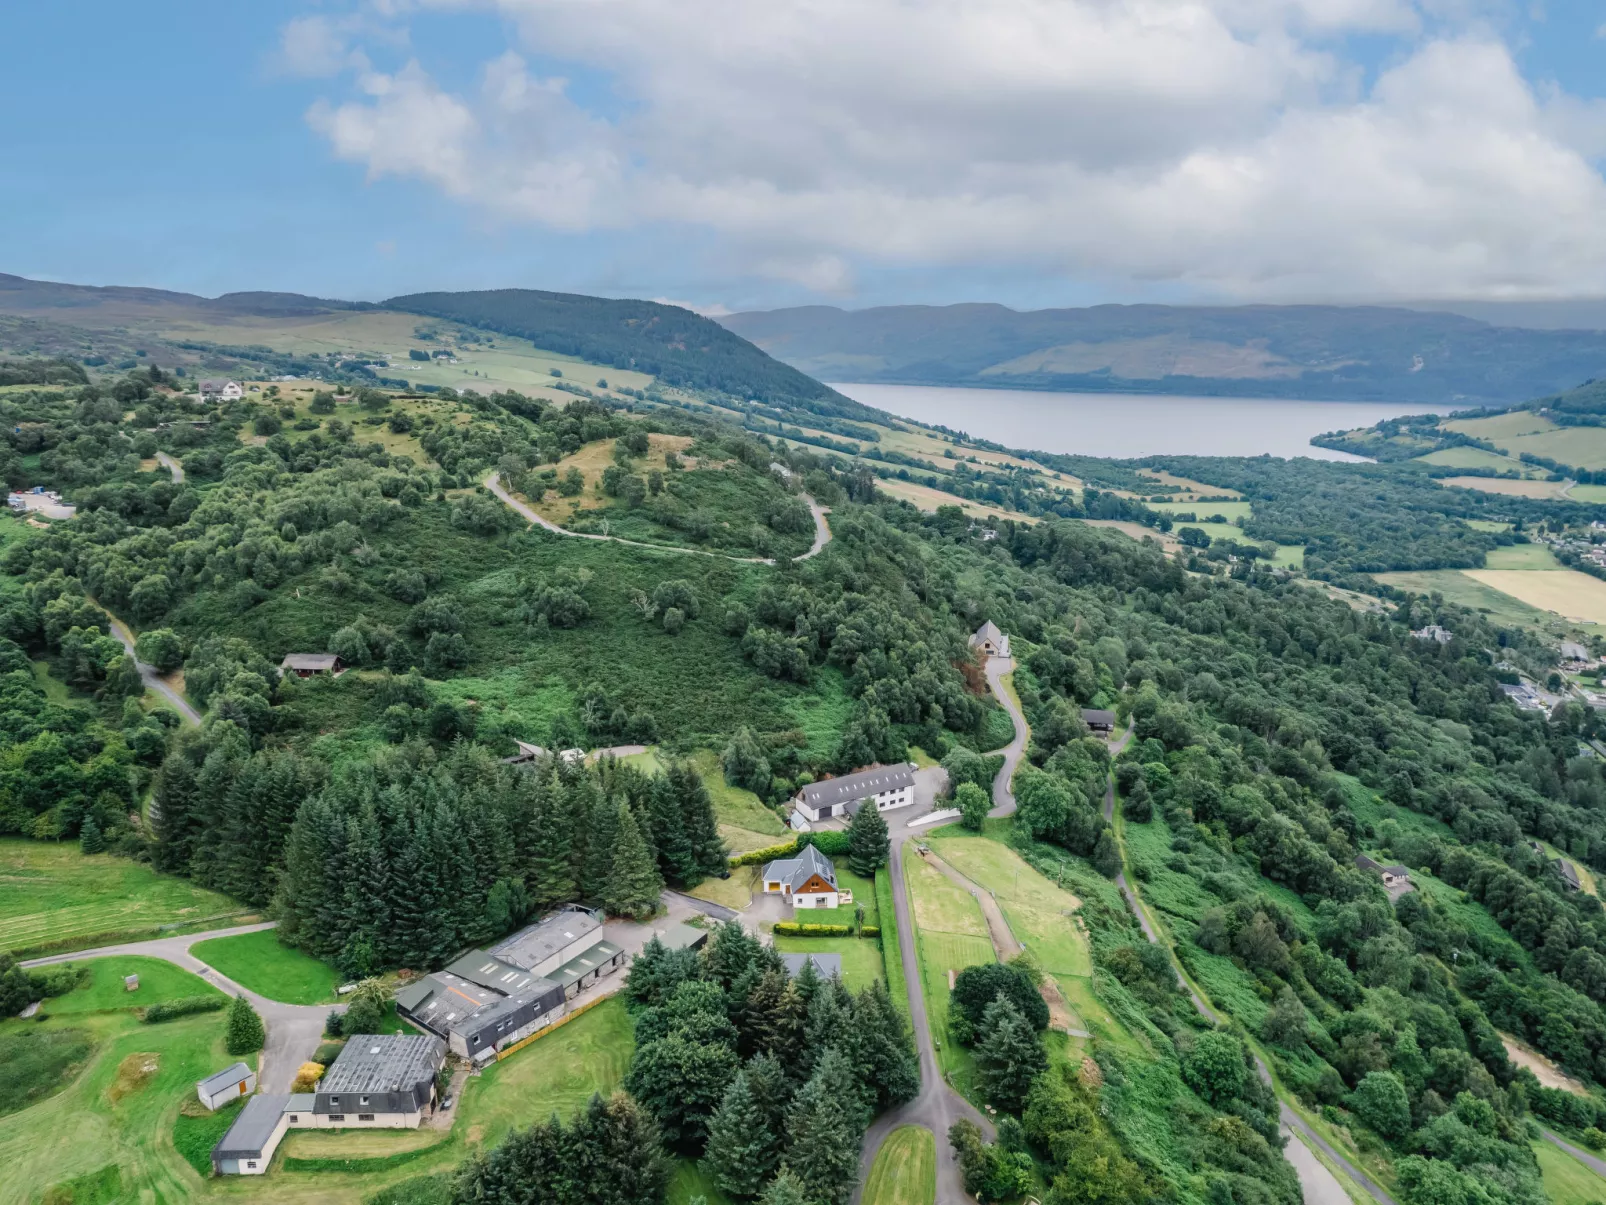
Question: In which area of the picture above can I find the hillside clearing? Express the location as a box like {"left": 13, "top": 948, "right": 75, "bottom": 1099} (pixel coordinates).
{"left": 1441, "top": 476, "right": 1568, "bottom": 499}
{"left": 1461, "top": 570, "right": 1606, "bottom": 624}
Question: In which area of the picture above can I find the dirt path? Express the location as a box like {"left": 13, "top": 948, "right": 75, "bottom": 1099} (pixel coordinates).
{"left": 156, "top": 452, "right": 184, "bottom": 483}
{"left": 484, "top": 471, "right": 832, "bottom": 565}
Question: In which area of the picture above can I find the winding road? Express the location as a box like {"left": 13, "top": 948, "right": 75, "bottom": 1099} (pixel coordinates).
{"left": 156, "top": 452, "right": 184, "bottom": 483}
{"left": 982, "top": 656, "right": 1029, "bottom": 819}
{"left": 1100, "top": 732, "right": 1390, "bottom": 1205}
{"left": 104, "top": 613, "right": 201, "bottom": 725}
{"left": 23, "top": 921, "right": 338, "bottom": 1093}
{"left": 484, "top": 471, "right": 832, "bottom": 565}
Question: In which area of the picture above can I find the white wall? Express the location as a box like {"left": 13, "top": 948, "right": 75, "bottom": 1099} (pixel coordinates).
{"left": 793, "top": 891, "right": 839, "bottom": 908}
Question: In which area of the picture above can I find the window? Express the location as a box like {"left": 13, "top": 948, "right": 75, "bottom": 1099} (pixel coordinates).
{"left": 247, "top": 1161, "right": 257, "bottom": 1170}
{"left": 360, "top": 1096, "right": 370, "bottom": 1106}
{"left": 329, "top": 1114, "right": 345, "bottom": 1122}
{"left": 358, "top": 1114, "right": 375, "bottom": 1121}
{"left": 288, "top": 1115, "right": 299, "bottom": 1123}
{"left": 816, "top": 897, "right": 828, "bottom": 907}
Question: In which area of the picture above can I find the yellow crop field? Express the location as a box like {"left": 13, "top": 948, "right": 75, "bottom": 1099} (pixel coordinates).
{"left": 1461, "top": 570, "right": 1606, "bottom": 625}
{"left": 875, "top": 477, "right": 1038, "bottom": 524}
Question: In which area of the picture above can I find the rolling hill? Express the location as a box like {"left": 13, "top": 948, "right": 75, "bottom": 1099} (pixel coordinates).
{"left": 719, "top": 301, "right": 1606, "bottom": 405}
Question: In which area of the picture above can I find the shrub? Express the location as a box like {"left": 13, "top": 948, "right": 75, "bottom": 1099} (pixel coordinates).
{"left": 142, "top": 995, "right": 226, "bottom": 1024}
{"left": 224, "top": 995, "right": 265, "bottom": 1055}
{"left": 772, "top": 922, "right": 852, "bottom": 937}
{"left": 730, "top": 839, "right": 799, "bottom": 868}
{"left": 861, "top": 925, "right": 881, "bottom": 938}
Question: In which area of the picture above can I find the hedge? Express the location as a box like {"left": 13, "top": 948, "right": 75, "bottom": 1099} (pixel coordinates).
{"left": 861, "top": 925, "right": 880, "bottom": 938}
{"left": 731, "top": 838, "right": 798, "bottom": 868}
{"left": 773, "top": 922, "right": 852, "bottom": 937}
{"left": 727, "top": 829, "right": 856, "bottom": 868}
{"left": 802, "top": 831, "right": 851, "bottom": 856}
{"left": 143, "top": 995, "right": 226, "bottom": 1023}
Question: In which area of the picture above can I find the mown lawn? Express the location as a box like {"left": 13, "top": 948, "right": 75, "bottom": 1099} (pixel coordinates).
{"left": 191, "top": 929, "right": 342, "bottom": 1005}
{"left": 862, "top": 1125, "right": 935, "bottom": 1205}
{"left": 42, "top": 956, "right": 224, "bottom": 1016}
{"left": 1535, "top": 1140, "right": 1606, "bottom": 1205}
{"left": 904, "top": 850, "right": 993, "bottom": 1096}
{"left": 0, "top": 840, "right": 243, "bottom": 956}
{"left": 771, "top": 935, "right": 886, "bottom": 992}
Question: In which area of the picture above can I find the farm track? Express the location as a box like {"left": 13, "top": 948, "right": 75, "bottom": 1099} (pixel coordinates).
{"left": 484, "top": 471, "right": 832, "bottom": 564}
{"left": 101, "top": 611, "right": 200, "bottom": 725}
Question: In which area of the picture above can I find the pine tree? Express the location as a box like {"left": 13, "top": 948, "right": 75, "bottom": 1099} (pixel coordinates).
{"left": 785, "top": 1048, "right": 863, "bottom": 1205}
{"left": 78, "top": 816, "right": 105, "bottom": 854}
{"left": 150, "top": 749, "right": 200, "bottom": 872}
{"left": 225, "top": 994, "right": 265, "bottom": 1055}
{"left": 570, "top": 1090, "right": 671, "bottom": 1205}
{"left": 743, "top": 1052, "right": 796, "bottom": 1146}
{"left": 675, "top": 763, "right": 729, "bottom": 880}
{"left": 704, "top": 1071, "right": 781, "bottom": 1197}
{"left": 759, "top": 1169, "right": 811, "bottom": 1205}
{"left": 649, "top": 774, "right": 698, "bottom": 886}
{"left": 843, "top": 980, "right": 919, "bottom": 1110}
{"left": 974, "top": 994, "right": 1047, "bottom": 1114}
{"left": 582, "top": 789, "right": 621, "bottom": 902}
{"left": 528, "top": 773, "right": 577, "bottom": 907}
{"left": 846, "top": 802, "right": 890, "bottom": 877}
{"left": 605, "top": 803, "right": 664, "bottom": 919}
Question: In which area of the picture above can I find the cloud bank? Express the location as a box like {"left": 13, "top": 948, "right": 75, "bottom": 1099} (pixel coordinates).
{"left": 295, "top": 0, "right": 1606, "bottom": 299}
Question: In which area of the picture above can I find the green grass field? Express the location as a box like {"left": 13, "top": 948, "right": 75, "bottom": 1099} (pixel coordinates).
{"left": 1415, "top": 446, "right": 1533, "bottom": 474}
{"left": 1466, "top": 518, "right": 1513, "bottom": 532}
{"left": 190, "top": 929, "right": 342, "bottom": 1005}
{"left": 0, "top": 840, "right": 244, "bottom": 956}
{"left": 689, "top": 750, "right": 789, "bottom": 854}
{"left": 862, "top": 1125, "right": 935, "bottom": 1205}
{"left": 1148, "top": 500, "right": 1252, "bottom": 523}
{"left": 1572, "top": 485, "right": 1606, "bottom": 504}
{"left": 1483, "top": 543, "right": 1561, "bottom": 570}
{"left": 1270, "top": 545, "right": 1305, "bottom": 569}
{"left": 875, "top": 867, "right": 912, "bottom": 1022}
{"left": 42, "top": 956, "right": 224, "bottom": 1016}
{"left": 1372, "top": 568, "right": 1593, "bottom": 635}
{"left": 1535, "top": 1140, "right": 1606, "bottom": 1205}
{"left": 904, "top": 850, "right": 993, "bottom": 1096}
{"left": 0, "top": 1026, "right": 95, "bottom": 1119}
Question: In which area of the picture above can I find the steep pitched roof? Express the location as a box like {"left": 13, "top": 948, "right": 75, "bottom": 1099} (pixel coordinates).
{"left": 798, "top": 764, "right": 913, "bottom": 811}
{"left": 761, "top": 843, "right": 838, "bottom": 892}
{"left": 197, "top": 1062, "right": 253, "bottom": 1095}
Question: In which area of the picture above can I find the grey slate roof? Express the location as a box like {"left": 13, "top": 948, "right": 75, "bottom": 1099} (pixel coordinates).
{"left": 798, "top": 764, "right": 913, "bottom": 812}
{"left": 1081, "top": 709, "right": 1116, "bottom": 728}
{"left": 393, "top": 972, "right": 499, "bottom": 1030}
{"left": 198, "top": 1062, "right": 253, "bottom": 1096}
{"left": 213, "top": 1094, "right": 290, "bottom": 1161}
{"left": 762, "top": 843, "right": 838, "bottom": 892}
{"left": 969, "top": 621, "right": 1010, "bottom": 654}
{"left": 320, "top": 1034, "right": 443, "bottom": 1096}
{"left": 781, "top": 953, "right": 842, "bottom": 980}
{"left": 280, "top": 653, "right": 339, "bottom": 672}
{"left": 287, "top": 1093, "right": 315, "bottom": 1114}
{"left": 490, "top": 908, "right": 601, "bottom": 972}
{"left": 1554, "top": 858, "right": 1583, "bottom": 889}
{"left": 1356, "top": 854, "right": 1409, "bottom": 878}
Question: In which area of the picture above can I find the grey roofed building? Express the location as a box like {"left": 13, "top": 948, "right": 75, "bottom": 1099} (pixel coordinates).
{"left": 1356, "top": 854, "right": 1411, "bottom": 884}
{"left": 1553, "top": 858, "right": 1583, "bottom": 891}
{"left": 445, "top": 950, "right": 546, "bottom": 996}
{"left": 394, "top": 971, "right": 502, "bottom": 1034}
{"left": 551, "top": 939, "right": 625, "bottom": 996}
{"left": 286, "top": 1093, "right": 315, "bottom": 1121}
{"left": 781, "top": 953, "right": 842, "bottom": 980}
{"left": 653, "top": 921, "right": 708, "bottom": 952}
{"left": 489, "top": 907, "right": 603, "bottom": 975}
{"left": 450, "top": 980, "right": 565, "bottom": 1061}
{"left": 761, "top": 844, "right": 839, "bottom": 894}
{"left": 315, "top": 1034, "right": 444, "bottom": 1116}
{"left": 280, "top": 653, "right": 340, "bottom": 676}
{"left": 1081, "top": 708, "right": 1116, "bottom": 734}
{"left": 198, "top": 1062, "right": 254, "bottom": 1099}
{"left": 968, "top": 621, "right": 1010, "bottom": 658}
{"left": 212, "top": 1093, "right": 291, "bottom": 1171}
{"left": 797, "top": 764, "right": 914, "bottom": 816}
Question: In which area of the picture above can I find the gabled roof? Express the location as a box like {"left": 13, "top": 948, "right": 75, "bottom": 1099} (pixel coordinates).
{"left": 652, "top": 921, "right": 708, "bottom": 952}
{"left": 1553, "top": 858, "right": 1582, "bottom": 888}
{"left": 213, "top": 1094, "right": 290, "bottom": 1160}
{"left": 762, "top": 843, "right": 838, "bottom": 892}
{"left": 198, "top": 1062, "right": 253, "bottom": 1094}
{"left": 280, "top": 653, "right": 338, "bottom": 671}
{"left": 798, "top": 764, "right": 914, "bottom": 810}
{"left": 490, "top": 907, "right": 602, "bottom": 972}
{"left": 445, "top": 950, "right": 544, "bottom": 995}
{"left": 969, "top": 621, "right": 1009, "bottom": 651}
{"left": 1081, "top": 709, "right": 1116, "bottom": 726}
{"left": 320, "top": 1034, "right": 443, "bottom": 1095}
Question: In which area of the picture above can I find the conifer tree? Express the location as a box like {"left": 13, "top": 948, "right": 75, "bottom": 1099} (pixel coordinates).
{"left": 759, "top": 1170, "right": 810, "bottom": 1205}
{"left": 528, "top": 773, "right": 577, "bottom": 907}
{"left": 704, "top": 1071, "right": 781, "bottom": 1197}
{"left": 674, "top": 763, "right": 730, "bottom": 879}
{"left": 743, "top": 1052, "right": 796, "bottom": 1145}
{"left": 649, "top": 773, "right": 698, "bottom": 886}
{"left": 974, "top": 994, "right": 1047, "bottom": 1113}
{"left": 78, "top": 816, "right": 104, "bottom": 854}
{"left": 225, "top": 993, "right": 265, "bottom": 1055}
{"left": 785, "top": 1048, "right": 863, "bottom": 1205}
{"left": 150, "top": 748, "right": 200, "bottom": 872}
{"left": 605, "top": 803, "right": 664, "bottom": 919}
{"left": 581, "top": 788, "right": 620, "bottom": 902}
{"left": 843, "top": 980, "right": 919, "bottom": 1110}
{"left": 846, "top": 802, "right": 889, "bottom": 877}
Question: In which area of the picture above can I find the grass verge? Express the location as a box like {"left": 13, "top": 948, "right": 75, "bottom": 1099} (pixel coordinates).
{"left": 191, "top": 929, "right": 342, "bottom": 1005}
{"left": 862, "top": 1125, "right": 936, "bottom": 1205}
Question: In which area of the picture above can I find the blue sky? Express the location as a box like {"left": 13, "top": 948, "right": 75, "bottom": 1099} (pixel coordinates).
{"left": 4, "top": 1, "right": 1606, "bottom": 312}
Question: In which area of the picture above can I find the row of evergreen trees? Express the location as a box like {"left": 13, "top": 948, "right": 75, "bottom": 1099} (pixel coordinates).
{"left": 152, "top": 740, "right": 729, "bottom": 976}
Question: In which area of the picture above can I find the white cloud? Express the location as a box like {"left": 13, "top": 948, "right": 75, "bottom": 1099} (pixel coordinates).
{"left": 293, "top": 0, "right": 1606, "bottom": 299}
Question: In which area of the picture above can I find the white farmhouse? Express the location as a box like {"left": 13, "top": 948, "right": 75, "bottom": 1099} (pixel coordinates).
{"left": 198, "top": 379, "right": 244, "bottom": 401}
{"left": 792, "top": 764, "right": 915, "bottom": 824}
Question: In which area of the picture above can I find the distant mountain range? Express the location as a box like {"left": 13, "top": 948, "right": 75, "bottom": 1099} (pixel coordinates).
{"left": 0, "top": 273, "right": 871, "bottom": 422}
{"left": 718, "top": 302, "right": 1606, "bottom": 406}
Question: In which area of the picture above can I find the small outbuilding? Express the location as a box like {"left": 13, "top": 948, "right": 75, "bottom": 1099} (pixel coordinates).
{"left": 781, "top": 952, "right": 843, "bottom": 980}
{"left": 212, "top": 1093, "right": 290, "bottom": 1175}
{"left": 124, "top": 974, "right": 140, "bottom": 992}
{"left": 1356, "top": 854, "right": 1411, "bottom": 891}
{"left": 279, "top": 653, "right": 341, "bottom": 678}
{"left": 1553, "top": 857, "right": 1583, "bottom": 893}
{"left": 1081, "top": 709, "right": 1116, "bottom": 736}
{"left": 968, "top": 621, "right": 1011, "bottom": 658}
{"left": 197, "top": 1061, "right": 256, "bottom": 1112}
{"left": 652, "top": 921, "right": 709, "bottom": 953}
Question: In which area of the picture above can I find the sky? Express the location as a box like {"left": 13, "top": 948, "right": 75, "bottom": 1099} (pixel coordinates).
{"left": 4, "top": 1, "right": 1606, "bottom": 313}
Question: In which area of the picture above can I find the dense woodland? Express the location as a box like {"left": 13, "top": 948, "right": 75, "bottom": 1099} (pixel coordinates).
{"left": 2, "top": 365, "right": 1606, "bottom": 1203}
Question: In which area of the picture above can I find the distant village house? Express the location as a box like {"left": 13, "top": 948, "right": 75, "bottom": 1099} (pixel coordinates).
{"left": 1411, "top": 625, "right": 1452, "bottom": 644}
{"left": 1081, "top": 709, "right": 1116, "bottom": 736}
{"left": 1356, "top": 854, "right": 1411, "bottom": 892}
{"left": 968, "top": 621, "right": 1010, "bottom": 658}
{"left": 199, "top": 379, "right": 244, "bottom": 401}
